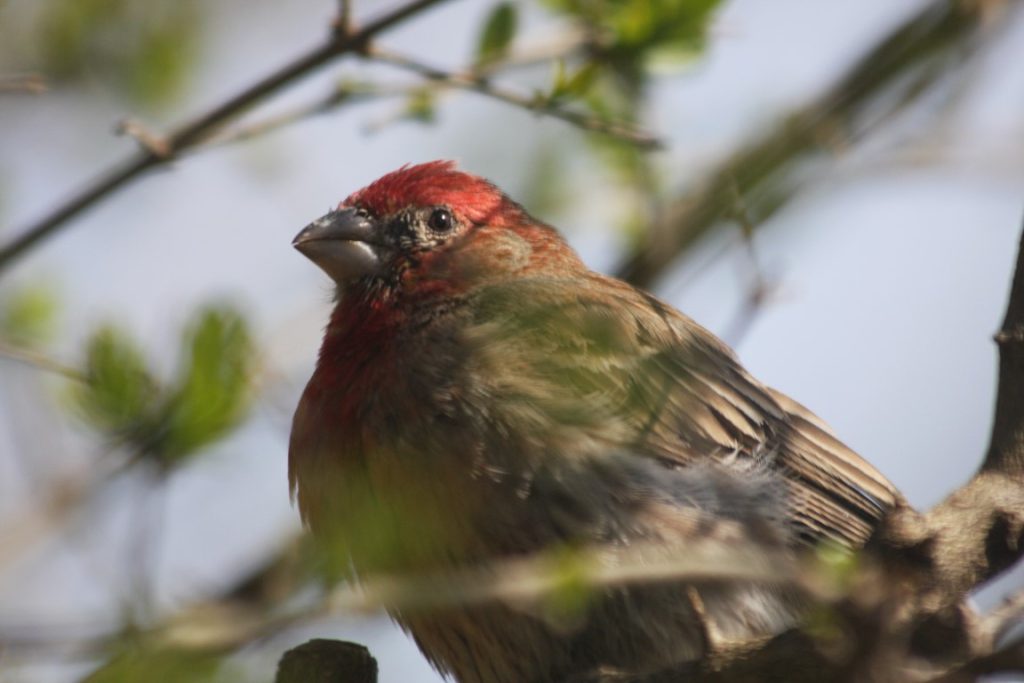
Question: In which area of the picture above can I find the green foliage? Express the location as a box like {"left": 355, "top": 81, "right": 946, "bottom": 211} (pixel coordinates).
{"left": 475, "top": 2, "right": 519, "bottom": 67}
{"left": 0, "top": 285, "right": 59, "bottom": 347}
{"left": 75, "top": 325, "right": 160, "bottom": 441}
{"left": 548, "top": 60, "right": 599, "bottom": 103}
{"left": 404, "top": 88, "right": 438, "bottom": 123}
{"left": 158, "top": 306, "right": 253, "bottom": 464}
{"left": 540, "top": 546, "right": 595, "bottom": 624}
{"left": 73, "top": 305, "right": 254, "bottom": 466}
{"left": 543, "top": 0, "right": 721, "bottom": 65}
{"left": 814, "top": 540, "right": 860, "bottom": 591}
{"left": 531, "top": 1, "right": 722, "bottom": 211}
{"left": 37, "top": 0, "right": 200, "bottom": 107}
{"left": 84, "top": 645, "right": 226, "bottom": 683}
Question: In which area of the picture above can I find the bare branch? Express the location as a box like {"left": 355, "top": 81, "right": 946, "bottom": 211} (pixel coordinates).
{"left": 366, "top": 47, "right": 663, "bottom": 149}
{"left": 719, "top": 179, "right": 781, "bottom": 347}
{"left": 115, "top": 119, "right": 172, "bottom": 158}
{"left": 335, "top": 0, "right": 354, "bottom": 37}
{"left": 276, "top": 640, "right": 377, "bottom": 683}
{"left": 0, "top": 340, "right": 84, "bottom": 381}
{"left": 924, "top": 635, "right": 1024, "bottom": 683}
{"left": 0, "top": 74, "right": 47, "bottom": 95}
{"left": 984, "top": 225, "right": 1024, "bottom": 478}
{"left": 871, "top": 222, "right": 1024, "bottom": 608}
{"left": 981, "top": 586, "right": 1024, "bottom": 644}
{"left": 200, "top": 82, "right": 407, "bottom": 150}
{"left": 617, "top": 0, "right": 1004, "bottom": 288}
{"left": 325, "top": 540, "right": 806, "bottom": 616}
{"left": 0, "top": 0, "right": 455, "bottom": 276}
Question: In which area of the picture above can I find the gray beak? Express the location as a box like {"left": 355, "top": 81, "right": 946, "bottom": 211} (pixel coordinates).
{"left": 293, "top": 208, "right": 383, "bottom": 284}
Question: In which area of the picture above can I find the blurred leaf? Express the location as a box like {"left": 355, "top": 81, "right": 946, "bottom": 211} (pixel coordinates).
{"left": 37, "top": 0, "right": 200, "bottom": 108}
{"left": 126, "top": 11, "right": 198, "bottom": 107}
{"left": 71, "top": 305, "right": 254, "bottom": 465}
{"left": 541, "top": 546, "right": 594, "bottom": 625}
{"left": 542, "top": 0, "right": 721, "bottom": 113}
{"left": 404, "top": 88, "right": 437, "bottom": 123}
{"left": 543, "top": 0, "right": 721, "bottom": 58}
{"left": 475, "top": 2, "right": 518, "bottom": 67}
{"left": 84, "top": 645, "right": 225, "bottom": 683}
{"left": 37, "top": 0, "right": 114, "bottom": 76}
{"left": 0, "top": 285, "right": 59, "bottom": 347}
{"left": 158, "top": 305, "right": 253, "bottom": 464}
{"left": 814, "top": 540, "right": 859, "bottom": 590}
{"left": 549, "top": 60, "right": 598, "bottom": 102}
{"left": 74, "top": 325, "right": 159, "bottom": 440}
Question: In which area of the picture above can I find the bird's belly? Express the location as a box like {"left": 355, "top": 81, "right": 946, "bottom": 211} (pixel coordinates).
{"left": 362, "top": 451, "right": 805, "bottom": 682}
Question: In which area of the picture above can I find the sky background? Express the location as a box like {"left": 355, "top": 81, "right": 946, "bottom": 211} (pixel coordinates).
{"left": 1, "top": 0, "right": 1023, "bottom": 681}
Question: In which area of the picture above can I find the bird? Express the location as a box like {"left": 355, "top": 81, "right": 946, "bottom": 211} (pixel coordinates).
{"left": 289, "top": 160, "right": 902, "bottom": 683}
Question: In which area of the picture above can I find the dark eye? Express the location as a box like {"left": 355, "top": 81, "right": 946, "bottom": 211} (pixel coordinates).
{"left": 428, "top": 208, "right": 453, "bottom": 233}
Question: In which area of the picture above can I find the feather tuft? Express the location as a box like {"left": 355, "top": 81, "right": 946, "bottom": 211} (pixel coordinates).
{"left": 343, "top": 160, "right": 521, "bottom": 226}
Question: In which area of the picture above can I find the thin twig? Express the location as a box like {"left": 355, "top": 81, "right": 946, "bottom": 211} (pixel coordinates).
{"left": 115, "top": 118, "right": 172, "bottom": 158}
{"left": 0, "top": 74, "right": 47, "bottom": 94}
{"left": 0, "top": 538, "right": 807, "bottom": 660}
{"left": 924, "top": 635, "right": 1024, "bottom": 683}
{"left": 200, "top": 83, "right": 407, "bottom": 150}
{"left": 0, "top": 0, "right": 455, "bottom": 276}
{"left": 367, "top": 46, "right": 663, "bottom": 149}
{"left": 982, "top": 586, "right": 1024, "bottom": 643}
{"left": 0, "top": 340, "right": 85, "bottom": 381}
{"left": 206, "top": 32, "right": 594, "bottom": 150}
{"left": 616, "top": 0, "right": 998, "bottom": 288}
{"left": 325, "top": 540, "right": 810, "bottom": 616}
{"left": 720, "top": 179, "right": 780, "bottom": 348}
{"left": 336, "top": 0, "right": 353, "bottom": 37}
{"left": 475, "top": 28, "right": 589, "bottom": 75}
{"left": 125, "top": 470, "right": 167, "bottom": 623}
{"left": 0, "top": 464, "right": 111, "bottom": 572}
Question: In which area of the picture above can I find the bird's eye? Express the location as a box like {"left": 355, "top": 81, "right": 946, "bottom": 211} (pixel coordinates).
{"left": 428, "top": 208, "right": 454, "bottom": 233}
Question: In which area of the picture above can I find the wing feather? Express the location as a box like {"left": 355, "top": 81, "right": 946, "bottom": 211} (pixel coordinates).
{"left": 469, "top": 274, "right": 902, "bottom": 548}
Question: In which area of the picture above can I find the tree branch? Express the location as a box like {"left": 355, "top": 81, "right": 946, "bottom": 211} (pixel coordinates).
{"left": 365, "top": 46, "right": 662, "bottom": 149}
{"left": 985, "top": 226, "right": 1024, "bottom": 478}
{"left": 0, "top": 0, "right": 454, "bottom": 277}
{"left": 0, "top": 73, "right": 47, "bottom": 95}
{"left": 617, "top": 0, "right": 1002, "bottom": 288}
{"left": 276, "top": 640, "right": 377, "bottom": 683}
{"left": 870, "top": 221, "right": 1024, "bottom": 612}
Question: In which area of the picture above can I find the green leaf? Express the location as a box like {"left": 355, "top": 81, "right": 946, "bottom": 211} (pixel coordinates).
{"left": 37, "top": 0, "right": 200, "bottom": 108}
{"left": 158, "top": 306, "right": 253, "bottom": 463}
{"left": 541, "top": 0, "right": 722, "bottom": 70}
{"left": 126, "top": 12, "right": 199, "bottom": 108}
{"left": 549, "top": 60, "right": 598, "bottom": 102}
{"left": 475, "top": 2, "right": 518, "bottom": 67}
{"left": 404, "top": 88, "right": 437, "bottom": 123}
{"left": 74, "top": 325, "right": 159, "bottom": 440}
{"left": 541, "top": 546, "right": 595, "bottom": 625}
{"left": 0, "top": 285, "right": 59, "bottom": 347}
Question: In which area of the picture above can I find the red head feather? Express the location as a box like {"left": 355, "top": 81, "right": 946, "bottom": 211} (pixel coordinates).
{"left": 343, "top": 161, "right": 522, "bottom": 226}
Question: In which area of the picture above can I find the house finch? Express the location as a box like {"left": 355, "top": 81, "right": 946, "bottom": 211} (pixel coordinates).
{"left": 290, "top": 161, "right": 901, "bottom": 682}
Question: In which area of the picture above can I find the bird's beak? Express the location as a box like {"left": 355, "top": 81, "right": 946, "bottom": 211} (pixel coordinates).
{"left": 293, "top": 208, "right": 383, "bottom": 284}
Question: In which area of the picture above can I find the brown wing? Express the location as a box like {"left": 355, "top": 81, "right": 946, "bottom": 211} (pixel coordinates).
{"left": 630, "top": 277, "right": 900, "bottom": 548}
{"left": 470, "top": 274, "right": 901, "bottom": 549}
